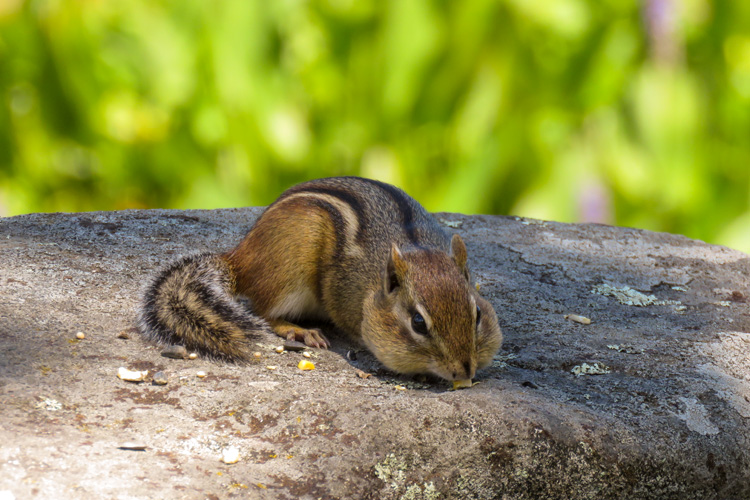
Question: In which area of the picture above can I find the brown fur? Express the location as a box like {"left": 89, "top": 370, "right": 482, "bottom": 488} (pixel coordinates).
{"left": 139, "top": 177, "right": 503, "bottom": 380}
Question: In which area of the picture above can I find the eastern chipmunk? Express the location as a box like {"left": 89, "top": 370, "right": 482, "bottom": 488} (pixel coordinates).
{"left": 139, "top": 177, "right": 502, "bottom": 382}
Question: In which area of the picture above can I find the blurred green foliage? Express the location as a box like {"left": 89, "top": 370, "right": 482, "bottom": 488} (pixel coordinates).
{"left": 1, "top": 0, "right": 749, "bottom": 252}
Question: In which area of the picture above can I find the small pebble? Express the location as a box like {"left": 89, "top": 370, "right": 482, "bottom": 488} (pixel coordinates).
{"left": 275, "top": 346, "right": 285, "bottom": 353}
{"left": 161, "top": 345, "right": 188, "bottom": 359}
{"left": 196, "top": 371, "right": 207, "bottom": 378}
{"left": 253, "top": 352, "right": 262, "bottom": 358}
{"left": 302, "top": 352, "right": 311, "bottom": 358}
{"left": 188, "top": 353, "right": 198, "bottom": 360}
{"left": 266, "top": 366, "right": 277, "bottom": 371}
{"left": 152, "top": 371, "right": 168, "bottom": 386}
{"left": 283, "top": 340, "right": 307, "bottom": 352}
{"left": 117, "top": 367, "right": 148, "bottom": 382}
{"left": 222, "top": 446, "right": 240, "bottom": 464}
{"left": 119, "top": 442, "right": 147, "bottom": 451}
{"left": 75, "top": 332, "right": 85, "bottom": 340}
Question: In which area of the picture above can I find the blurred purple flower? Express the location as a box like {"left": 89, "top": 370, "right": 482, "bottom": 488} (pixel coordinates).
{"left": 578, "top": 180, "right": 613, "bottom": 225}
{"left": 644, "top": 0, "right": 682, "bottom": 65}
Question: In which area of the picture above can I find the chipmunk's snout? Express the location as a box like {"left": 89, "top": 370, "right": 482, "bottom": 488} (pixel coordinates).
{"left": 447, "top": 359, "right": 475, "bottom": 381}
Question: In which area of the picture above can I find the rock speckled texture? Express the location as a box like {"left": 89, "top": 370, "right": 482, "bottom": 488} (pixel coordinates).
{"left": 1, "top": 209, "right": 749, "bottom": 499}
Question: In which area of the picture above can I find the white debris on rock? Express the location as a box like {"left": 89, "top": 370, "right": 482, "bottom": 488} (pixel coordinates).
{"left": 592, "top": 284, "right": 680, "bottom": 307}
{"left": 117, "top": 367, "right": 148, "bottom": 382}
{"left": 36, "top": 398, "right": 62, "bottom": 411}
{"left": 439, "top": 218, "right": 463, "bottom": 228}
{"left": 222, "top": 446, "right": 241, "bottom": 464}
{"left": 675, "top": 397, "right": 720, "bottom": 436}
{"left": 0, "top": 490, "right": 16, "bottom": 500}
{"left": 571, "top": 362, "right": 611, "bottom": 377}
{"left": 607, "top": 344, "right": 644, "bottom": 354}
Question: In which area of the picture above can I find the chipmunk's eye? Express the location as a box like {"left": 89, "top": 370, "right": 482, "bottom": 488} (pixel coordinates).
{"left": 411, "top": 312, "right": 428, "bottom": 335}
{"left": 475, "top": 305, "right": 482, "bottom": 327}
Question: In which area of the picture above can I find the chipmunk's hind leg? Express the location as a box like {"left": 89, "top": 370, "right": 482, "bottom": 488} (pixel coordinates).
{"left": 226, "top": 193, "right": 341, "bottom": 349}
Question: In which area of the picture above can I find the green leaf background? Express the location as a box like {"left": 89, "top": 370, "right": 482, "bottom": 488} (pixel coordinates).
{"left": 1, "top": 0, "right": 749, "bottom": 252}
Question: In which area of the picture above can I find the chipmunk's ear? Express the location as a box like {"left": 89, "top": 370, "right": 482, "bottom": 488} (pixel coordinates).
{"left": 384, "top": 243, "right": 408, "bottom": 294}
{"left": 451, "top": 234, "right": 468, "bottom": 275}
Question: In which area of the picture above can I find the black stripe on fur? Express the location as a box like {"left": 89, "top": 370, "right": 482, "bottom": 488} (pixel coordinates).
{"left": 357, "top": 177, "right": 418, "bottom": 243}
{"left": 292, "top": 185, "right": 368, "bottom": 243}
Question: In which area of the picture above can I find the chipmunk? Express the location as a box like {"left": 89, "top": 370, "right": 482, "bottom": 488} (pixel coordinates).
{"left": 139, "top": 177, "right": 502, "bottom": 382}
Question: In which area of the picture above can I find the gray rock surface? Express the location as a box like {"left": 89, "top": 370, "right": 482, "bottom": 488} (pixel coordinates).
{"left": 1, "top": 209, "right": 749, "bottom": 499}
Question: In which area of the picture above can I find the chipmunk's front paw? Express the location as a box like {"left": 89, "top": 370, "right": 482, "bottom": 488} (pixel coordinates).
{"left": 270, "top": 319, "right": 330, "bottom": 349}
{"left": 289, "top": 327, "right": 330, "bottom": 349}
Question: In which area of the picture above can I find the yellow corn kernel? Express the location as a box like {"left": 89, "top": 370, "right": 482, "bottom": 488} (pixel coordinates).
{"left": 297, "top": 359, "right": 315, "bottom": 371}
{"left": 452, "top": 379, "right": 473, "bottom": 390}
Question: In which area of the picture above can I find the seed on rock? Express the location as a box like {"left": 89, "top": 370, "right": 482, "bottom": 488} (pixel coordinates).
{"left": 75, "top": 332, "right": 85, "bottom": 340}
{"left": 283, "top": 340, "right": 307, "bottom": 352}
{"left": 355, "top": 369, "right": 371, "bottom": 379}
{"left": 117, "top": 367, "right": 148, "bottom": 382}
{"left": 564, "top": 314, "right": 592, "bottom": 325}
{"left": 275, "top": 346, "right": 285, "bottom": 353}
{"left": 161, "top": 345, "right": 188, "bottom": 359}
{"left": 253, "top": 352, "right": 262, "bottom": 358}
{"left": 302, "top": 352, "right": 311, "bottom": 358}
{"left": 222, "top": 446, "right": 240, "bottom": 464}
{"left": 196, "top": 371, "right": 207, "bottom": 378}
{"left": 152, "top": 371, "right": 168, "bottom": 385}
{"left": 297, "top": 360, "right": 315, "bottom": 371}
{"left": 116, "top": 330, "right": 131, "bottom": 339}
{"left": 118, "top": 442, "right": 147, "bottom": 451}
{"left": 188, "top": 353, "right": 198, "bottom": 360}
{"left": 266, "top": 366, "right": 277, "bottom": 371}
{"left": 452, "top": 379, "right": 474, "bottom": 390}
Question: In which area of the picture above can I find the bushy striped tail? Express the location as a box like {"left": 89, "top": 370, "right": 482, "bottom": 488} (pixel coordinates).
{"left": 138, "top": 253, "right": 269, "bottom": 361}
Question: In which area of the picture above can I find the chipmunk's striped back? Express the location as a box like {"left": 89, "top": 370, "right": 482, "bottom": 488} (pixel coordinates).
{"left": 224, "top": 177, "right": 452, "bottom": 336}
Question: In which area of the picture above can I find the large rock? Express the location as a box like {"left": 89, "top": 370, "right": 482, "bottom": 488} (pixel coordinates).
{"left": 0, "top": 209, "right": 748, "bottom": 499}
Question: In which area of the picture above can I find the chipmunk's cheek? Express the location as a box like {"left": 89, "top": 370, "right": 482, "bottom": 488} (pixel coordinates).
{"left": 476, "top": 330, "right": 502, "bottom": 368}
{"left": 427, "top": 365, "right": 452, "bottom": 381}
{"left": 424, "top": 355, "right": 460, "bottom": 381}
